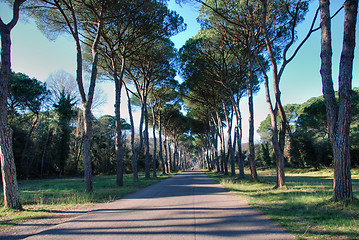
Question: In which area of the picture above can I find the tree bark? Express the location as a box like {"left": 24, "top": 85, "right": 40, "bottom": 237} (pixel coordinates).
{"left": 126, "top": 87, "right": 138, "bottom": 182}
{"left": 0, "top": 0, "right": 25, "bottom": 209}
{"left": 163, "top": 131, "right": 169, "bottom": 173}
{"left": 158, "top": 110, "right": 165, "bottom": 174}
{"left": 0, "top": 125, "right": 22, "bottom": 209}
{"left": 232, "top": 91, "right": 244, "bottom": 178}
{"left": 221, "top": 93, "right": 234, "bottom": 176}
{"left": 236, "top": 125, "right": 244, "bottom": 178}
{"left": 114, "top": 67, "right": 124, "bottom": 186}
{"left": 319, "top": 0, "right": 357, "bottom": 202}
{"left": 168, "top": 137, "right": 172, "bottom": 172}
{"left": 333, "top": 0, "right": 357, "bottom": 202}
{"left": 144, "top": 97, "right": 150, "bottom": 178}
{"left": 215, "top": 110, "right": 226, "bottom": 174}
{"left": 246, "top": 51, "right": 257, "bottom": 180}
{"left": 213, "top": 127, "right": 220, "bottom": 172}
{"left": 151, "top": 107, "right": 157, "bottom": 177}
{"left": 82, "top": 107, "right": 93, "bottom": 192}
{"left": 173, "top": 139, "right": 178, "bottom": 171}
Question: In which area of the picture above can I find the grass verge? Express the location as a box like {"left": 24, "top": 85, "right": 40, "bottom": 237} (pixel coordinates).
{"left": 205, "top": 168, "right": 359, "bottom": 240}
{"left": 0, "top": 172, "right": 179, "bottom": 231}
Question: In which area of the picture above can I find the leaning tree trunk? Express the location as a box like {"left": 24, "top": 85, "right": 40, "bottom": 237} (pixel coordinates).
{"left": 0, "top": 2, "right": 24, "bottom": 209}
{"left": 319, "top": 0, "right": 357, "bottom": 202}
{"left": 126, "top": 87, "right": 138, "bottom": 182}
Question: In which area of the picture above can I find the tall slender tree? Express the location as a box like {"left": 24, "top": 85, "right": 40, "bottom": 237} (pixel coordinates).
{"left": 0, "top": 0, "right": 26, "bottom": 209}
{"left": 30, "top": 0, "right": 108, "bottom": 192}
{"left": 319, "top": 0, "right": 358, "bottom": 202}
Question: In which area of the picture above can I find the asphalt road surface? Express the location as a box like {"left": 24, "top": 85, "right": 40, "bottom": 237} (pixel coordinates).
{"left": 7, "top": 170, "right": 297, "bottom": 240}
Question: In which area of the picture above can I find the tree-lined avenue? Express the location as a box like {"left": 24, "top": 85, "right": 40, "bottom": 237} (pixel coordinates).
{"left": 8, "top": 170, "right": 296, "bottom": 240}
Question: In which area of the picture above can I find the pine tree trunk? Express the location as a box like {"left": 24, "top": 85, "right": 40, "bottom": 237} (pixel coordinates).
{"left": 151, "top": 107, "right": 157, "bottom": 177}
{"left": 221, "top": 95, "right": 233, "bottom": 176}
{"left": 83, "top": 107, "right": 93, "bottom": 192}
{"left": 332, "top": 134, "right": 353, "bottom": 201}
{"left": 126, "top": 88, "right": 138, "bottom": 182}
{"left": 168, "top": 138, "right": 172, "bottom": 172}
{"left": 247, "top": 86, "right": 257, "bottom": 180}
{"left": 333, "top": 0, "right": 357, "bottom": 202}
{"left": 259, "top": 1, "right": 287, "bottom": 187}
{"left": 213, "top": 131, "right": 220, "bottom": 172}
{"left": 163, "top": 132, "right": 169, "bottom": 173}
{"left": 233, "top": 103, "right": 244, "bottom": 178}
{"left": 236, "top": 126, "right": 244, "bottom": 179}
{"left": 0, "top": 125, "right": 22, "bottom": 209}
{"left": 0, "top": 12, "right": 22, "bottom": 209}
{"left": 115, "top": 73, "right": 123, "bottom": 186}
{"left": 173, "top": 140, "right": 178, "bottom": 171}
{"left": 320, "top": 0, "right": 357, "bottom": 202}
{"left": 144, "top": 100, "right": 150, "bottom": 178}
{"left": 158, "top": 110, "right": 165, "bottom": 174}
{"left": 229, "top": 117, "right": 235, "bottom": 176}
{"left": 247, "top": 55, "right": 257, "bottom": 180}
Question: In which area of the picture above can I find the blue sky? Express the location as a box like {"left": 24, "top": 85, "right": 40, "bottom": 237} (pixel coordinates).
{"left": 0, "top": 0, "right": 358, "bottom": 142}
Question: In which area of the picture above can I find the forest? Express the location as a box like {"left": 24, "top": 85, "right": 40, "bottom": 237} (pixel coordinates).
{"left": 0, "top": 0, "right": 357, "bottom": 210}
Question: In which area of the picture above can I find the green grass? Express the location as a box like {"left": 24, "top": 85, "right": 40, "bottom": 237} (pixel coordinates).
{"left": 0, "top": 172, "right": 179, "bottom": 230}
{"left": 205, "top": 168, "right": 359, "bottom": 240}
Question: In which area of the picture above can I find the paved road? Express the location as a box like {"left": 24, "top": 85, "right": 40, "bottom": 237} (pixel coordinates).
{"left": 8, "top": 170, "right": 297, "bottom": 240}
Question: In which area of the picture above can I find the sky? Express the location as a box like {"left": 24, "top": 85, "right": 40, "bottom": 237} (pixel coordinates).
{"left": 0, "top": 0, "right": 358, "bottom": 142}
